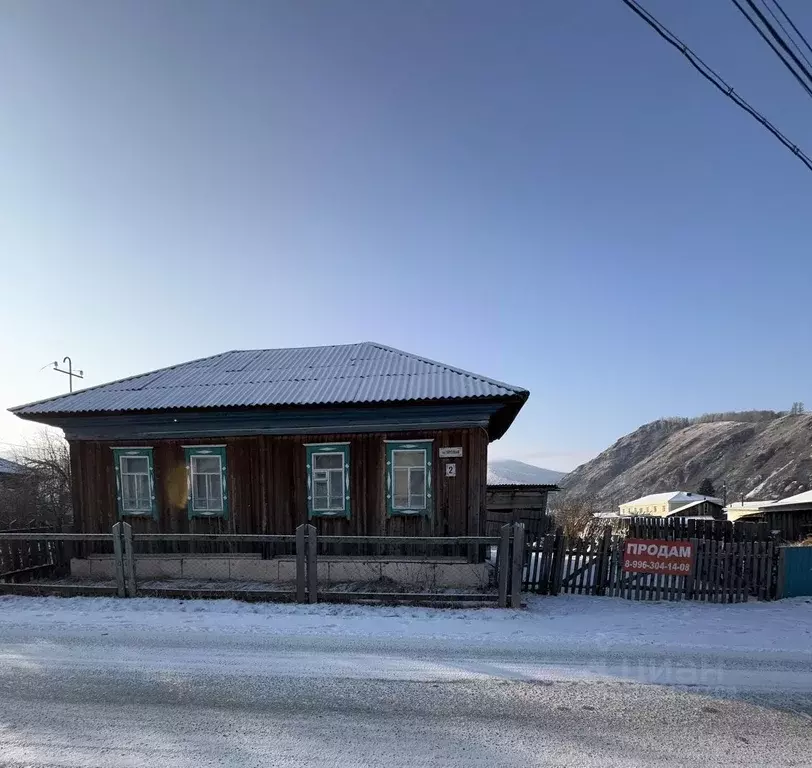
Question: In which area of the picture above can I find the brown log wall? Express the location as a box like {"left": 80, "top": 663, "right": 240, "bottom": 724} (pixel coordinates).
{"left": 69, "top": 429, "right": 488, "bottom": 537}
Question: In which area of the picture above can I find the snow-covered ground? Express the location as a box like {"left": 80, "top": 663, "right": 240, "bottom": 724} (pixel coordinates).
{"left": 1, "top": 593, "right": 810, "bottom": 656}
{"left": 0, "top": 595, "right": 810, "bottom": 766}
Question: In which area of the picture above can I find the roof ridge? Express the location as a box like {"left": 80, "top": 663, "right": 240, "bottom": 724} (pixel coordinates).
{"left": 365, "top": 342, "right": 526, "bottom": 394}
{"left": 224, "top": 342, "right": 364, "bottom": 355}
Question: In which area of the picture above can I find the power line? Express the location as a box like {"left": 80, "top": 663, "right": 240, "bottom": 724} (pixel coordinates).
{"left": 759, "top": 0, "right": 812, "bottom": 70}
{"left": 730, "top": 0, "right": 812, "bottom": 98}
{"left": 619, "top": 0, "right": 812, "bottom": 173}
{"left": 771, "top": 0, "right": 812, "bottom": 58}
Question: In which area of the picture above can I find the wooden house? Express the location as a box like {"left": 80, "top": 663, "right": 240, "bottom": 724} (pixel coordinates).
{"left": 0, "top": 458, "right": 26, "bottom": 490}
{"left": 760, "top": 491, "right": 812, "bottom": 541}
{"left": 10, "top": 343, "right": 528, "bottom": 540}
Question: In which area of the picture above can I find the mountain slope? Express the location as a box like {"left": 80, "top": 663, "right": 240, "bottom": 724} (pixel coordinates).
{"left": 487, "top": 459, "right": 565, "bottom": 486}
{"left": 561, "top": 412, "right": 812, "bottom": 508}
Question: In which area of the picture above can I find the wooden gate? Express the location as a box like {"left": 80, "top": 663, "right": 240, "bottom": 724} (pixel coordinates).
{"left": 777, "top": 546, "right": 812, "bottom": 598}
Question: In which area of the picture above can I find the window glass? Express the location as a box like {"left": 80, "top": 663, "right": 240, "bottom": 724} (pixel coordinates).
{"left": 393, "top": 450, "right": 424, "bottom": 468}
{"left": 314, "top": 453, "right": 343, "bottom": 470}
{"left": 328, "top": 470, "right": 344, "bottom": 509}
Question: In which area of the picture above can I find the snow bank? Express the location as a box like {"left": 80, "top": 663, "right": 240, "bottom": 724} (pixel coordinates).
{"left": 0, "top": 594, "right": 810, "bottom": 656}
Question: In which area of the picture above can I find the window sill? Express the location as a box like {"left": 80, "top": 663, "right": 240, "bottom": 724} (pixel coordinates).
{"left": 120, "top": 510, "right": 156, "bottom": 517}
{"left": 309, "top": 510, "right": 350, "bottom": 518}
{"left": 388, "top": 509, "right": 430, "bottom": 517}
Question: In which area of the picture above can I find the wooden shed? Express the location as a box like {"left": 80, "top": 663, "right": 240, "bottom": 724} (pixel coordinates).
{"left": 485, "top": 483, "right": 558, "bottom": 538}
{"left": 10, "top": 343, "right": 529, "bottom": 540}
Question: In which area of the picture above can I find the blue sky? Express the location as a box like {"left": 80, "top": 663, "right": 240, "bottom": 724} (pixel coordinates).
{"left": 1, "top": 0, "right": 810, "bottom": 470}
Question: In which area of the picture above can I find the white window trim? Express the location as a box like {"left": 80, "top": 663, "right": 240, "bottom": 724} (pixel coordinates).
{"left": 385, "top": 439, "right": 433, "bottom": 516}
{"left": 119, "top": 454, "right": 152, "bottom": 513}
{"left": 190, "top": 453, "right": 224, "bottom": 513}
{"left": 391, "top": 448, "right": 428, "bottom": 511}
{"left": 310, "top": 451, "right": 346, "bottom": 513}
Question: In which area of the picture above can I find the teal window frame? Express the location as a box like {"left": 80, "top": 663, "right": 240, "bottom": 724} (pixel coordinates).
{"left": 184, "top": 445, "right": 229, "bottom": 520}
{"left": 385, "top": 440, "right": 433, "bottom": 517}
{"left": 305, "top": 443, "right": 350, "bottom": 519}
{"left": 113, "top": 447, "right": 157, "bottom": 519}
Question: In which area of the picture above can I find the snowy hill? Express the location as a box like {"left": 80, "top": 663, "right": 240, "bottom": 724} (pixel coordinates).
{"left": 560, "top": 411, "right": 812, "bottom": 507}
{"left": 487, "top": 459, "right": 565, "bottom": 486}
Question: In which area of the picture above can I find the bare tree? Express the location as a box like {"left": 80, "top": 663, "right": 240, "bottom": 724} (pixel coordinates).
{"left": 549, "top": 495, "right": 599, "bottom": 538}
{"left": 2, "top": 430, "right": 73, "bottom": 530}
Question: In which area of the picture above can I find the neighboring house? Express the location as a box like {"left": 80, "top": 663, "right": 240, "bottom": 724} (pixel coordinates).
{"left": 0, "top": 457, "right": 26, "bottom": 489}
{"left": 9, "top": 343, "right": 529, "bottom": 538}
{"left": 619, "top": 491, "right": 724, "bottom": 518}
{"left": 760, "top": 491, "right": 812, "bottom": 541}
{"left": 724, "top": 500, "right": 772, "bottom": 523}
{"left": 666, "top": 497, "right": 725, "bottom": 520}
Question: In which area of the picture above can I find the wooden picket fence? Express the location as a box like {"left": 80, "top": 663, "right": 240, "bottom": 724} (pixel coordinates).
{"left": 523, "top": 528, "right": 778, "bottom": 602}
{"left": 625, "top": 516, "right": 771, "bottom": 542}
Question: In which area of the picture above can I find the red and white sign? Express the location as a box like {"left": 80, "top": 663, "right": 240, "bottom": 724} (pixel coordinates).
{"left": 622, "top": 539, "right": 694, "bottom": 575}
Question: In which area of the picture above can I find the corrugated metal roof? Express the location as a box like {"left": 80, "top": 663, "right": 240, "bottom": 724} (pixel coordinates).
{"left": 11, "top": 342, "right": 528, "bottom": 417}
{"left": 0, "top": 458, "right": 26, "bottom": 475}
{"left": 766, "top": 489, "right": 812, "bottom": 508}
{"left": 621, "top": 492, "right": 723, "bottom": 507}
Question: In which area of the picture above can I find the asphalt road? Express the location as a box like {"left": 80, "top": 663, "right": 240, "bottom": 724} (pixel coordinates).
{"left": 0, "top": 629, "right": 809, "bottom": 767}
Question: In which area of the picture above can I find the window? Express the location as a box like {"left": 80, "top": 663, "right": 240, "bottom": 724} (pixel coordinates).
{"left": 113, "top": 448, "right": 156, "bottom": 518}
{"left": 305, "top": 443, "right": 350, "bottom": 518}
{"left": 184, "top": 446, "right": 228, "bottom": 519}
{"left": 386, "top": 440, "right": 433, "bottom": 516}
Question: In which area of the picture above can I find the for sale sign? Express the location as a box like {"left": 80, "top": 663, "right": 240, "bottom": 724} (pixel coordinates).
{"left": 622, "top": 539, "right": 694, "bottom": 575}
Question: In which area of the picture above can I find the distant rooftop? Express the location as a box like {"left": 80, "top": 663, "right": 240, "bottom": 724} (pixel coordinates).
{"left": 10, "top": 342, "right": 529, "bottom": 418}
{"left": 765, "top": 489, "right": 812, "bottom": 508}
{"left": 621, "top": 491, "right": 724, "bottom": 506}
{"left": 0, "top": 458, "right": 26, "bottom": 475}
{"left": 725, "top": 501, "right": 774, "bottom": 511}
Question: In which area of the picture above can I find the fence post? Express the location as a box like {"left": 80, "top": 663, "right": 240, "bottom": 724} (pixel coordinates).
{"left": 111, "top": 523, "right": 126, "bottom": 598}
{"left": 776, "top": 546, "right": 786, "bottom": 599}
{"left": 597, "top": 526, "right": 612, "bottom": 596}
{"left": 686, "top": 538, "right": 699, "bottom": 600}
{"left": 122, "top": 522, "right": 136, "bottom": 597}
{"left": 306, "top": 524, "right": 318, "bottom": 604}
{"left": 296, "top": 524, "right": 307, "bottom": 603}
{"left": 497, "top": 523, "right": 510, "bottom": 608}
{"left": 510, "top": 522, "right": 525, "bottom": 609}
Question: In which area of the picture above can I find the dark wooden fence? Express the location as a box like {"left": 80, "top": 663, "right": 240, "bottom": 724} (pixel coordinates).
{"left": 626, "top": 516, "right": 771, "bottom": 542}
{"left": 523, "top": 527, "right": 778, "bottom": 602}
{"left": 0, "top": 527, "right": 70, "bottom": 582}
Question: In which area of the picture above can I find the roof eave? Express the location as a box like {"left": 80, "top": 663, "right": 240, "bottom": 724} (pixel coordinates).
{"left": 11, "top": 393, "right": 530, "bottom": 431}
{"left": 486, "top": 391, "right": 530, "bottom": 441}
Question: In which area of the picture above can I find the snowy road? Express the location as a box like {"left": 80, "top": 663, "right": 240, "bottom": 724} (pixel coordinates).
{"left": 0, "top": 596, "right": 810, "bottom": 766}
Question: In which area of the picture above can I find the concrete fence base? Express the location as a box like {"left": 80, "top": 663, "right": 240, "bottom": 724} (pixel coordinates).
{"left": 70, "top": 555, "right": 490, "bottom": 590}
